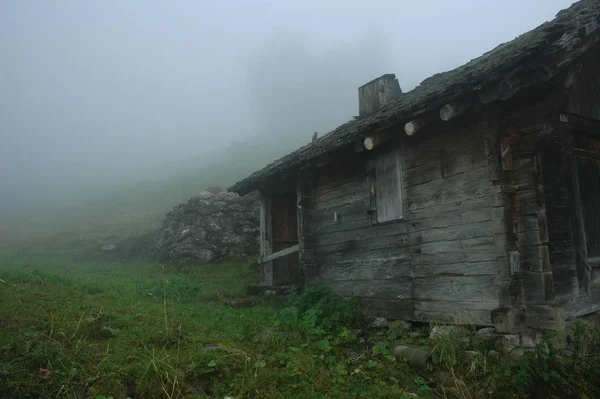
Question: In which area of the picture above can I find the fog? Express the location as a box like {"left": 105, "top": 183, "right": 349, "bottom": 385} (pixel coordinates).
{"left": 1, "top": 0, "right": 573, "bottom": 216}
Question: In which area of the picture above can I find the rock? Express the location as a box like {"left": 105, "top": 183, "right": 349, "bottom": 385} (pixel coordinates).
{"left": 392, "top": 345, "right": 429, "bottom": 367}
{"left": 203, "top": 344, "right": 227, "bottom": 352}
{"left": 510, "top": 347, "right": 525, "bottom": 363}
{"left": 429, "top": 325, "right": 461, "bottom": 339}
{"left": 521, "top": 336, "right": 536, "bottom": 349}
{"left": 487, "top": 350, "right": 500, "bottom": 362}
{"left": 476, "top": 327, "right": 497, "bottom": 340}
{"left": 509, "top": 347, "right": 525, "bottom": 365}
{"left": 389, "top": 320, "right": 412, "bottom": 331}
{"left": 367, "top": 316, "right": 389, "bottom": 329}
{"left": 495, "top": 334, "right": 520, "bottom": 354}
{"left": 563, "top": 348, "right": 574, "bottom": 357}
{"left": 152, "top": 190, "right": 259, "bottom": 262}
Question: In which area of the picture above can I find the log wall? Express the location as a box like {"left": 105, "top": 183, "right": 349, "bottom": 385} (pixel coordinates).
{"left": 311, "top": 123, "right": 497, "bottom": 324}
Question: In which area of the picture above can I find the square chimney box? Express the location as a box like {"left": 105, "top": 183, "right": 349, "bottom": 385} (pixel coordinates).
{"left": 358, "top": 74, "right": 402, "bottom": 118}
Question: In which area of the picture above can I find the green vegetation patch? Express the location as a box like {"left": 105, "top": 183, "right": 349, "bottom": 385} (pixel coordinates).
{"left": 1, "top": 252, "right": 600, "bottom": 398}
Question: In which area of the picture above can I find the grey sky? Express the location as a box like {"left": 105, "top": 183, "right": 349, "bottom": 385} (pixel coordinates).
{"left": 0, "top": 0, "right": 574, "bottom": 211}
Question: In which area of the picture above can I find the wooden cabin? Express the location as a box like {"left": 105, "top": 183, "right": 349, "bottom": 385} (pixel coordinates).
{"left": 229, "top": 0, "right": 600, "bottom": 333}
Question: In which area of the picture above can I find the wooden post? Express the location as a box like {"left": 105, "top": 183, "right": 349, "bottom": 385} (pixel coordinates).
{"left": 558, "top": 119, "right": 590, "bottom": 293}
{"left": 297, "top": 169, "right": 316, "bottom": 284}
{"left": 259, "top": 192, "right": 273, "bottom": 286}
{"left": 485, "top": 108, "right": 526, "bottom": 332}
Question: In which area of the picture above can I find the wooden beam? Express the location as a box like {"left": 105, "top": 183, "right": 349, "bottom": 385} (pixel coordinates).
{"left": 259, "top": 193, "right": 273, "bottom": 286}
{"left": 405, "top": 119, "right": 425, "bottom": 136}
{"left": 439, "top": 101, "right": 470, "bottom": 121}
{"left": 364, "top": 132, "right": 392, "bottom": 150}
{"left": 404, "top": 110, "right": 441, "bottom": 135}
{"left": 259, "top": 244, "right": 299, "bottom": 264}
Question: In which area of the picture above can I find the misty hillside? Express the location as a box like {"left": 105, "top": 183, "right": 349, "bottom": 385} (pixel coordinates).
{"left": 0, "top": 134, "right": 312, "bottom": 249}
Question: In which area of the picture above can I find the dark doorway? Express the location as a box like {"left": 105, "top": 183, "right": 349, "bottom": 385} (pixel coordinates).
{"left": 271, "top": 191, "right": 301, "bottom": 285}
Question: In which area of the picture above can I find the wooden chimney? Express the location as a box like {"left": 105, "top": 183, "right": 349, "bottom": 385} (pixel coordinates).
{"left": 358, "top": 74, "right": 402, "bottom": 118}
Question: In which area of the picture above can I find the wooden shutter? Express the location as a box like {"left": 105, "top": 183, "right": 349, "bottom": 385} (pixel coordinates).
{"left": 373, "top": 148, "right": 404, "bottom": 223}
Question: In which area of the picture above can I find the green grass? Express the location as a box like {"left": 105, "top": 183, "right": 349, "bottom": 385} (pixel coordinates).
{"left": 0, "top": 252, "right": 415, "bottom": 398}
{"left": 2, "top": 252, "right": 600, "bottom": 399}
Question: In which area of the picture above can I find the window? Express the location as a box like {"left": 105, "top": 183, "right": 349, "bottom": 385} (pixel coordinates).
{"left": 368, "top": 147, "right": 404, "bottom": 224}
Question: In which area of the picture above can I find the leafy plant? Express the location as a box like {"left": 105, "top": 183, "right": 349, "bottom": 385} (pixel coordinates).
{"left": 273, "top": 284, "right": 361, "bottom": 339}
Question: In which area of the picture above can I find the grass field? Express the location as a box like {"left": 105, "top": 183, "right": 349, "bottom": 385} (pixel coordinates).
{"left": 1, "top": 252, "right": 600, "bottom": 399}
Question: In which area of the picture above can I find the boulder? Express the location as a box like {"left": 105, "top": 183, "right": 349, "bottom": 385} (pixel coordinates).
{"left": 388, "top": 320, "right": 412, "bottom": 331}
{"left": 510, "top": 347, "right": 525, "bottom": 363}
{"left": 487, "top": 350, "right": 500, "bottom": 362}
{"left": 495, "top": 334, "right": 520, "bottom": 354}
{"left": 475, "top": 327, "right": 497, "bottom": 341}
{"left": 366, "top": 316, "right": 389, "bottom": 329}
{"left": 429, "top": 325, "right": 463, "bottom": 340}
{"left": 392, "top": 345, "right": 429, "bottom": 367}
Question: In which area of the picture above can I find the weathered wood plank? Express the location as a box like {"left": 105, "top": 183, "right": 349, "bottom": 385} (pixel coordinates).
{"left": 409, "top": 221, "right": 492, "bottom": 246}
{"left": 314, "top": 218, "right": 409, "bottom": 246}
{"left": 317, "top": 247, "right": 411, "bottom": 264}
{"left": 404, "top": 160, "right": 442, "bottom": 186}
{"left": 412, "top": 250, "right": 496, "bottom": 265}
{"left": 361, "top": 298, "right": 415, "bottom": 320}
{"left": 410, "top": 208, "right": 492, "bottom": 233}
{"left": 313, "top": 210, "right": 370, "bottom": 233}
{"left": 408, "top": 197, "right": 491, "bottom": 226}
{"left": 403, "top": 141, "right": 486, "bottom": 187}
{"left": 259, "top": 244, "right": 299, "bottom": 264}
{"left": 414, "top": 300, "right": 496, "bottom": 325}
{"left": 313, "top": 181, "right": 368, "bottom": 210}
{"left": 405, "top": 166, "right": 491, "bottom": 211}
{"left": 316, "top": 232, "right": 410, "bottom": 256}
{"left": 325, "top": 278, "right": 412, "bottom": 300}
{"left": 403, "top": 123, "right": 483, "bottom": 169}
{"left": 312, "top": 201, "right": 367, "bottom": 223}
{"left": 442, "top": 148, "right": 487, "bottom": 178}
{"left": 412, "top": 261, "right": 496, "bottom": 278}
{"left": 318, "top": 256, "right": 412, "bottom": 281}
{"left": 313, "top": 215, "right": 372, "bottom": 236}
{"left": 316, "top": 220, "right": 492, "bottom": 257}
{"left": 413, "top": 275, "right": 497, "bottom": 302}
{"left": 415, "top": 237, "right": 494, "bottom": 255}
